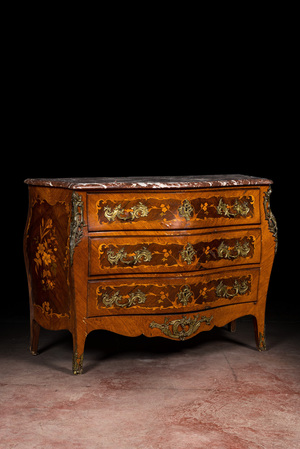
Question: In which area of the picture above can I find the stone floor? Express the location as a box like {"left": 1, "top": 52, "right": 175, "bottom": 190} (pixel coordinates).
{"left": 0, "top": 316, "right": 299, "bottom": 449}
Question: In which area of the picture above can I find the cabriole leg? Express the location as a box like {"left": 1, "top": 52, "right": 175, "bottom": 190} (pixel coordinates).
{"left": 30, "top": 319, "right": 40, "bottom": 356}
{"left": 72, "top": 332, "right": 86, "bottom": 375}
{"left": 253, "top": 315, "right": 266, "bottom": 351}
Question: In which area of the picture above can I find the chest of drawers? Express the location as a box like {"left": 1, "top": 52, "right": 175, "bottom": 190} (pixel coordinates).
{"left": 24, "top": 175, "right": 277, "bottom": 374}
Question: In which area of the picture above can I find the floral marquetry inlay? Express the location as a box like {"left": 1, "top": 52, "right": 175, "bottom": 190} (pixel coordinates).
{"left": 34, "top": 301, "right": 70, "bottom": 319}
{"left": 91, "top": 272, "right": 255, "bottom": 317}
{"left": 34, "top": 218, "right": 58, "bottom": 290}
{"left": 26, "top": 195, "right": 72, "bottom": 325}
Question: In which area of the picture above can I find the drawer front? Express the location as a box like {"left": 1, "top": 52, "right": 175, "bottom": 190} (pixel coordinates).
{"left": 87, "top": 268, "right": 259, "bottom": 317}
{"left": 87, "top": 188, "right": 260, "bottom": 231}
{"left": 89, "top": 228, "right": 261, "bottom": 275}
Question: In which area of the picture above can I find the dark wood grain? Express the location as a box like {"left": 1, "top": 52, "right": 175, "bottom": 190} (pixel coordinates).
{"left": 87, "top": 188, "right": 260, "bottom": 231}
{"left": 87, "top": 268, "right": 259, "bottom": 317}
{"left": 89, "top": 229, "right": 261, "bottom": 275}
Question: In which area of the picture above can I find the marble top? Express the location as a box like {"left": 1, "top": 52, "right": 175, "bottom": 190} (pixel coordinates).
{"left": 24, "top": 175, "right": 272, "bottom": 190}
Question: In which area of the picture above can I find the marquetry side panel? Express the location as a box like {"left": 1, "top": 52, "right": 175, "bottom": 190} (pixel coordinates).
{"left": 24, "top": 187, "right": 72, "bottom": 330}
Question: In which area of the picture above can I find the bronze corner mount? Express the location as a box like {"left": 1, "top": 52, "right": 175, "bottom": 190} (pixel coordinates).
{"left": 70, "top": 192, "right": 86, "bottom": 265}
{"left": 263, "top": 187, "right": 278, "bottom": 253}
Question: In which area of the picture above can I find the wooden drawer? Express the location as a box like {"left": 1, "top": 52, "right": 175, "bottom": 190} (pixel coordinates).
{"left": 87, "top": 268, "right": 259, "bottom": 317}
{"left": 87, "top": 188, "right": 260, "bottom": 231}
{"left": 89, "top": 228, "right": 261, "bottom": 275}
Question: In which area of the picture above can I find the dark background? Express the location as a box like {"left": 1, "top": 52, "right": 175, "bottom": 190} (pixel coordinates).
{"left": 4, "top": 18, "right": 298, "bottom": 326}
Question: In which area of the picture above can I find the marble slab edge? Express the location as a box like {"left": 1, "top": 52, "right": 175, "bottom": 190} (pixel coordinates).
{"left": 24, "top": 175, "right": 273, "bottom": 190}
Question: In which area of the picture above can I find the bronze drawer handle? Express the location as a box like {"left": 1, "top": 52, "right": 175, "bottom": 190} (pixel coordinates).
{"left": 104, "top": 202, "right": 149, "bottom": 222}
{"left": 98, "top": 288, "right": 147, "bottom": 308}
{"left": 217, "top": 241, "right": 250, "bottom": 260}
{"left": 216, "top": 198, "right": 250, "bottom": 217}
{"left": 215, "top": 279, "right": 249, "bottom": 299}
{"left": 150, "top": 314, "right": 213, "bottom": 341}
{"left": 107, "top": 247, "right": 152, "bottom": 266}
